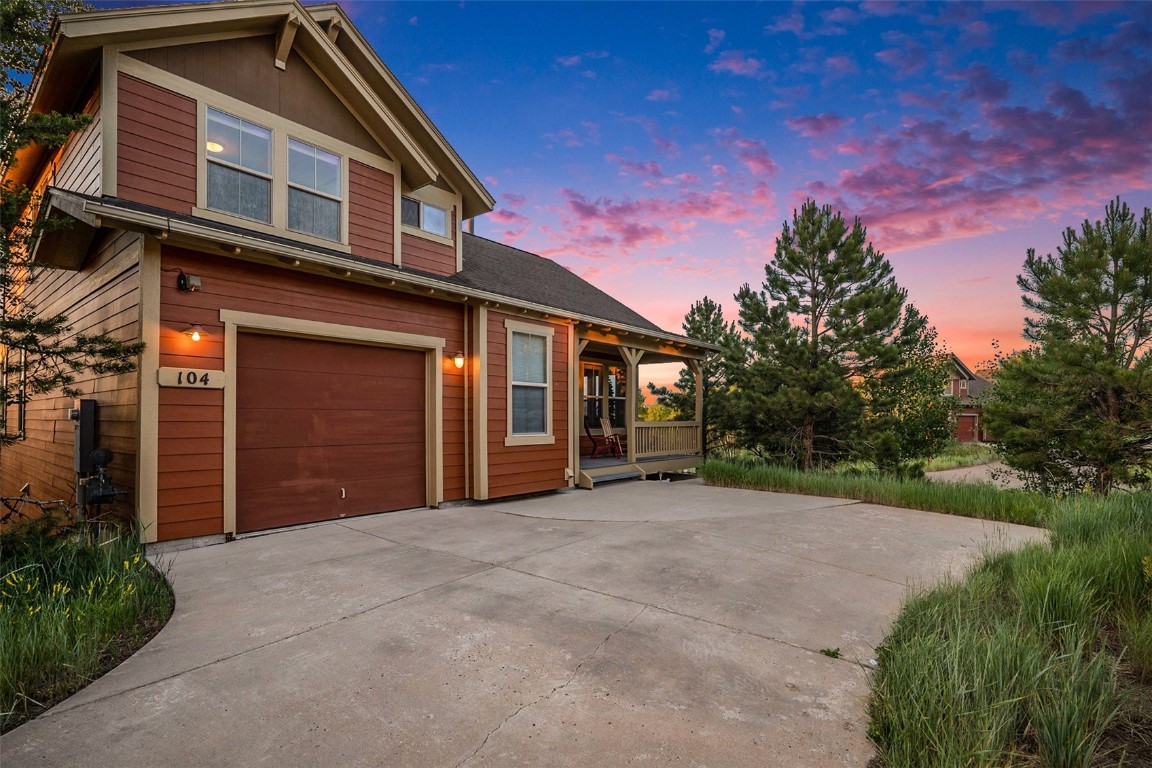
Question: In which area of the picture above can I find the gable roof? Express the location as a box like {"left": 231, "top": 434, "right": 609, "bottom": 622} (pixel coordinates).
{"left": 451, "top": 235, "right": 664, "bottom": 333}
{"left": 12, "top": 0, "right": 495, "bottom": 217}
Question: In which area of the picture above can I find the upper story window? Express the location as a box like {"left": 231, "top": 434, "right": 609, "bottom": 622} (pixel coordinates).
{"left": 401, "top": 196, "right": 448, "bottom": 237}
{"left": 206, "top": 108, "right": 272, "bottom": 223}
{"left": 959, "top": 380, "right": 968, "bottom": 393}
{"left": 288, "top": 139, "right": 342, "bottom": 241}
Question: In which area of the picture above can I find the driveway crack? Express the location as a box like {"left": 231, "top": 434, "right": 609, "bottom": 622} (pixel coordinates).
{"left": 453, "top": 604, "right": 648, "bottom": 768}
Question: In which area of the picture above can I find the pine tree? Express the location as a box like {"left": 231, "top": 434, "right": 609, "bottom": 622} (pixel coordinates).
{"left": 646, "top": 296, "right": 743, "bottom": 455}
{"left": 2, "top": 0, "right": 142, "bottom": 443}
{"left": 732, "top": 200, "right": 921, "bottom": 469}
{"left": 986, "top": 198, "right": 1152, "bottom": 494}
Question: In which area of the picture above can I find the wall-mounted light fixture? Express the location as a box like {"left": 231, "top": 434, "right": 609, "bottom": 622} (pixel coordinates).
{"left": 452, "top": 351, "right": 465, "bottom": 369}
{"left": 184, "top": 325, "right": 207, "bottom": 342}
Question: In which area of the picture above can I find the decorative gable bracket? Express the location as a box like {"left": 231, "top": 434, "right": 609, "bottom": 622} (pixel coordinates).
{"left": 274, "top": 11, "right": 301, "bottom": 70}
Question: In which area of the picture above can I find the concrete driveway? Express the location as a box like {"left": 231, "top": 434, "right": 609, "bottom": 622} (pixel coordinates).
{"left": 2, "top": 480, "right": 1040, "bottom": 767}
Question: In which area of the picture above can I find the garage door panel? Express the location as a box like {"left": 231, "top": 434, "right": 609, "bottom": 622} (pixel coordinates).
{"left": 237, "top": 409, "right": 425, "bottom": 450}
{"left": 237, "top": 443, "right": 426, "bottom": 491}
{"left": 238, "top": 369, "right": 426, "bottom": 410}
{"left": 237, "top": 476, "right": 426, "bottom": 531}
{"left": 236, "top": 333, "right": 427, "bottom": 533}
{"left": 238, "top": 335, "right": 428, "bottom": 377}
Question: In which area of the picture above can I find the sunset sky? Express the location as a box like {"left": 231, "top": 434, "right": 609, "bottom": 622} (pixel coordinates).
{"left": 334, "top": 0, "right": 1151, "bottom": 375}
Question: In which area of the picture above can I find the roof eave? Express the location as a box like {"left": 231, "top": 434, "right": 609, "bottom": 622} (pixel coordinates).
{"left": 77, "top": 193, "right": 713, "bottom": 355}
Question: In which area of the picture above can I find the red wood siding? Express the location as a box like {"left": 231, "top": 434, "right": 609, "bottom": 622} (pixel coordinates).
{"left": 349, "top": 161, "right": 394, "bottom": 264}
{"left": 1, "top": 232, "right": 141, "bottom": 512}
{"left": 485, "top": 312, "right": 570, "bottom": 498}
{"left": 401, "top": 217, "right": 456, "bottom": 276}
{"left": 236, "top": 334, "right": 426, "bottom": 532}
{"left": 157, "top": 245, "right": 468, "bottom": 541}
{"left": 117, "top": 73, "right": 196, "bottom": 213}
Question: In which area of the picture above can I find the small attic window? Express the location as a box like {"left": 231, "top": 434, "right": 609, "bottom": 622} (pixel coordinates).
{"left": 402, "top": 196, "right": 447, "bottom": 237}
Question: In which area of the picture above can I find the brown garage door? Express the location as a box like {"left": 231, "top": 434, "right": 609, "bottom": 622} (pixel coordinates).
{"left": 236, "top": 333, "right": 426, "bottom": 533}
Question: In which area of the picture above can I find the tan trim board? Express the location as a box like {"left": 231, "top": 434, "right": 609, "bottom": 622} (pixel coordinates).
{"left": 503, "top": 317, "right": 555, "bottom": 448}
{"left": 136, "top": 235, "right": 159, "bottom": 543}
{"left": 100, "top": 46, "right": 118, "bottom": 197}
{"left": 567, "top": 322, "right": 577, "bottom": 487}
{"left": 221, "top": 313, "right": 238, "bottom": 536}
{"left": 392, "top": 169, "right": 402, "bottom": 266}
{"left": 473, "top": 305, "right": 488, "bottom": 499}
{"left": 217, "top": 308, "right": 446, "bottom": 536}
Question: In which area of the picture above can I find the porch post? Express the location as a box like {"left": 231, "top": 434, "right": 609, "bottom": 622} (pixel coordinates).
{"left": 688, "top": 358, "right": 704, "bottom": 458}
{"left": 620, "top": 347, "right": 644, "bottom": 463}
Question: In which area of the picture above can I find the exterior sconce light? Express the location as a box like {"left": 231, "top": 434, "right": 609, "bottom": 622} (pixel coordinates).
{"left": 184, "top": 325, "right": 207, "bottom": 342}
{"left": 452, "top": 351, "right": 465, "bottom": 369}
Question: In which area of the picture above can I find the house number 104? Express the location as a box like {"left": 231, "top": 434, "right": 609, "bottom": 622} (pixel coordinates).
{"left": 157, "top": 367, "right": 226, "bottom": 390}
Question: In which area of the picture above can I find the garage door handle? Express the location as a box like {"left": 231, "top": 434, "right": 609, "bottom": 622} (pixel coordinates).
{"left": 341, "top": 488, "right": 346, "bottom": 499}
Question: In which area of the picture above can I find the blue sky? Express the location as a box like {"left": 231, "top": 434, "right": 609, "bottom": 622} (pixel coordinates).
{"left": 337, "top": 0, "right": 1151, "bottom": 370}
{"left": 97, "top": 0, "right": 1152, "bottom": 371}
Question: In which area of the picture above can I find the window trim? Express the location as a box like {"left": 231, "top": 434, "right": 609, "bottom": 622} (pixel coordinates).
{"left": 1, "top": 346, "right": 27, "bottom": 441}
{"left": 205, "top": 107, "right": 274, "bottom": 225}
{"left": 504, "top": 318, "right": 555, "bottom": 447}
{"left": 401, "top": 195, "right": 452, "bottom": 243}
{"left": 194, "top": 101, "right": 358, "bottom": 253}
{"left": 286, "top": 136, "right": 343, "bottom": 242}
{"left": 581, "top": 361, "right": 628, "bottom": 430}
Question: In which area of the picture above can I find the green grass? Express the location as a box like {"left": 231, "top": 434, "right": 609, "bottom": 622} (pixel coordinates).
{"left": 699, "top": 458, "right": 1151, "bottom": 764}
{"left": 0, "top": 516, "right": 173, "bottom": 732}
{"left": 699, "top": 458, "right": 1047, "bottom": 526}
{"left": 869, "top": 493, "right": 1152, "bottom": 766}
{"left": 923, "top": 441, "right": 998, "bottom": 472}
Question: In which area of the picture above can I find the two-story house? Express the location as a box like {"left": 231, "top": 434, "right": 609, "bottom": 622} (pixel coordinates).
{"left": 2, "top": 0, "right": 713, "bottom": 545}
{"left": 946, "top": 354, "right": 991, "bottom": 442}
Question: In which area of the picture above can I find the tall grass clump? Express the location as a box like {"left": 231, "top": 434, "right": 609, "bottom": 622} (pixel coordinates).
{"left": 700, "top": 458, "right": 1047, "bottom": 526}
{"left": 869, "top": 491, "right": 1152, "bottom": 767}
{"left": 0, "top": 515, "right": 173, "bottom": 732}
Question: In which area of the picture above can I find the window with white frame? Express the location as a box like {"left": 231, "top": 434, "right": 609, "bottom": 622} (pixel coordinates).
{"left": 288, "top": 138, "right": 342, "bottom": 241}
{"left": 506, "top": 320, "right": 554, "bottom": 444}
{"left": 206, "top": 108, "right": 272, "bottom": 223}
{"left": 401, "top": 196, "right": 448, "bottom": 237}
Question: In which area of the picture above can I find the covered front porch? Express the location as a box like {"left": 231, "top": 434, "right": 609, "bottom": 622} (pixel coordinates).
{"left": 574, "top": 329, "right": 708, "bottom": 489}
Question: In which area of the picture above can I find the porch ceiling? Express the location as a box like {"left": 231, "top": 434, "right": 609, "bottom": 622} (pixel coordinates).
{"left": 580, "top": 338, "right": 707, "bottom": 365}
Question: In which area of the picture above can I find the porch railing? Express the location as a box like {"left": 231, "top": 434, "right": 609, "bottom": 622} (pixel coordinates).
{"left": 633, "top": 421, "right": 702, "bottom": 459}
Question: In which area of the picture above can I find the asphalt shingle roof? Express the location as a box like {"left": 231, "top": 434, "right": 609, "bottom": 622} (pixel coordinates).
{"left": 451, "top": 234, "right": 666, "bottom": 333}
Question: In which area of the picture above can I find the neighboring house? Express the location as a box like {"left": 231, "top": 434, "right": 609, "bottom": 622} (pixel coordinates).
{"left": 947, "top": 354, "right": 992, "bottom": 442}
{"left": 1, "top": 1, "right": 713, "bottom": 544}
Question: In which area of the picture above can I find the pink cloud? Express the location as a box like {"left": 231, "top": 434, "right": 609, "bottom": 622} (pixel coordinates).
{"left": 801, "top": 70, "right": 1152, "bottom": 253}
{"left": 765, "top": 9, "right": 805, "bottom": 36}
{"left": 713, "top": 128, "right": 779, "bottom": 178}
{"left": 708, "top": 51, "right": 768, "bottom": 79}
{"left": 785, "top": 113, "right": 850, "bottom": 138}
{"left": 606, "top": 154, "right": 665, "bottom": 179}
{"left": 704, "top": 28, "right": 726, "bottom": 54}
{"left": 646, "top": 85, "right": 679, "bottom": 102}
{"left": 949, "top": 62, "right": 1011, "bottom": 104}
{"left": 502, "top": 192, "right": 526, "bottom": 206}
{"left": 824, "top": 55, "right": 859, "bottom": 77}
{"left": 556, "top": 54, "right": 582, "bottom": 67}
{"left": 543, "top": 121, "right": 600, "bottom": 148}
{"left": 875, "top": 31, "right": 928, "bottom": 76}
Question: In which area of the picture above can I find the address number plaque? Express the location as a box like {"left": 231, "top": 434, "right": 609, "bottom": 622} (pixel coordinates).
{"left": 158, "top": 367, "right": 226, "bottom": 389}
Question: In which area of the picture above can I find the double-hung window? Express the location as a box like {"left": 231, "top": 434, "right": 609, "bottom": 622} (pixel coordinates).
{"left": 506, "top": 319, "right": 554, "bottom": 445}
{"left": 206, "top": 108, "right": 272, "bottom": 223}
{"left": 288, "top": 138, "right": 342, "bottom": 241}
{"left": 401, "top": 196, "right": 448, "bottom": 237}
